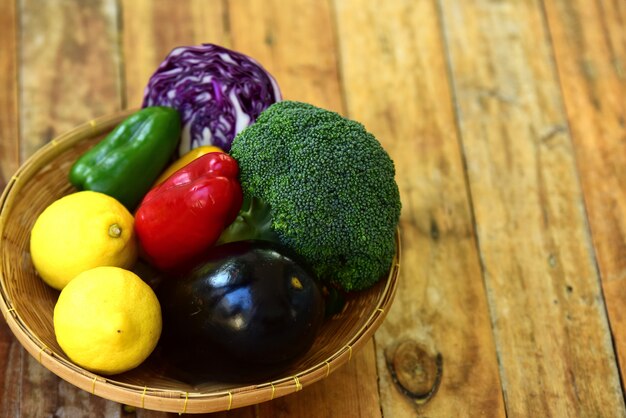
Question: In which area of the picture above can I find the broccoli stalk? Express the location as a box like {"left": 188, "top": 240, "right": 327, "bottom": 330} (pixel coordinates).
{"left": 227, "top": 101, "right": 401, "bottom": 292}
{"left": 217, "top": 195, "right": 279, "bottom": 245}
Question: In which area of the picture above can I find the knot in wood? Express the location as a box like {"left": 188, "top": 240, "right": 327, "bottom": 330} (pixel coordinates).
{"left": 387, "top": 340, "right": 443, "bottom": 405}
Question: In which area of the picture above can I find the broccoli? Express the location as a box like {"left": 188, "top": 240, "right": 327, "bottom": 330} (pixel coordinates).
{"left": 222, "top": 101, "right": 401, "bottom": 292}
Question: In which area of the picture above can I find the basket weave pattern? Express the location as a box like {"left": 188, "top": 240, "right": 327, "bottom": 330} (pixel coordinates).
{"left": 0, "top": 111, "right": 400, "bottom": 413}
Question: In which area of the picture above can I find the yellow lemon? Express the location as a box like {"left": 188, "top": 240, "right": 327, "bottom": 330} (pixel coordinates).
{"left": 53, "top": 266, "right": 162, "bottom": 375}
{"left": 30, "top": 191, "right": 137, "bottom": 290}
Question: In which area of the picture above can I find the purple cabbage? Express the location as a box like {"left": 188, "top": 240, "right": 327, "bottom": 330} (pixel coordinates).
{"left": 142, "top": 44, "right": 281, "bottom": 154}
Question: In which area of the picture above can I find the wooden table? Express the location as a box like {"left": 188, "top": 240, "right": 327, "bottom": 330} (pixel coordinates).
{"left": 1, "top": 0, "right": 625, "bottom": 416}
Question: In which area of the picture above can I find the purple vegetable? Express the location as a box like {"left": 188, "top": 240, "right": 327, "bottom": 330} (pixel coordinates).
{"left": 142, "top": 44, "right": 281, "bottom": 154}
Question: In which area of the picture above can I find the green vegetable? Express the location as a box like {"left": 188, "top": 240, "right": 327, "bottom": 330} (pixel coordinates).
{"left": 216, "top": 195, "right": 279, "bottom": 245}
{"left": 223, "top": 101, "right": 401, "bottom": 291}
{"left": 69, "top": 107, "right": 181, "bottom": 210}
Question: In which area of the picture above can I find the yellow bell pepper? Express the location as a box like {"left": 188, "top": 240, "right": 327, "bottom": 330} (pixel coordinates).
{"left": 154, "top": 145, "right": 223, "bottom": 185}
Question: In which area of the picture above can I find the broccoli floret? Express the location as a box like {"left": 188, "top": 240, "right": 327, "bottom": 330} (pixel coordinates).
{"left": 225, "top": 101, "right": 401, "bottom": 291}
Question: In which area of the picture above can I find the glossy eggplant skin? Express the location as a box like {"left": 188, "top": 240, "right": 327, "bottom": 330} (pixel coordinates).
{"left": 157, "top": 240, "right": 325, "bottom": 367}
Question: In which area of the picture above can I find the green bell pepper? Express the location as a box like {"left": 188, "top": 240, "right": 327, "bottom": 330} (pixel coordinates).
{"left": 69, "top": 107, "right": 181, "bottom": 210}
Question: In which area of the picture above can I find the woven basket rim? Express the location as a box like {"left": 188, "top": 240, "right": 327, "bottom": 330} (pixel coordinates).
{"left": 0, "top": 111, "right": 401, "bottom": 413}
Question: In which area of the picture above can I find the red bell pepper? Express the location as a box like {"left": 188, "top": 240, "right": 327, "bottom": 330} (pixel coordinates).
{"left": 134, "top": 152, "right": 243, "bottom": 271}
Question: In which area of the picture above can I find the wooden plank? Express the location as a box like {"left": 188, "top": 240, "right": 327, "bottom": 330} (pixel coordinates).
{"left": 19, "top": 0, "right": 122, "bottom": 159}
{"left": 0, "top": 0, "right": 21, "bottom": 416}
{"left": 229, "top": 0, "right": 343, "bottom": 113}
{"left": 21, "top": 359, "right": 122, "bottom": 418}
{"left": 121, "top": 0, "right": 230, "bottom": 109}
{"left": 0, "top": 0, "right": 19, "bottom": 190}
{"left": 256, "top": 345, "right": 380, "bottom": 418}
{"left": 228, "top": 0, "right": 380, "bottom": 416}
{"left": 543, "top": 0, "right": 626, "bottom": 282}
{"left": 439, "top": 0, "right": 625, "bottom": 416}
{"left": 17, "top": 0, "right": 125, "bottom": 415}
{"left": 0, "top": 330, "right": 21, "bottom": 418}
{"left": 542, "top": 0, "right": 626, "bottom": 385}
{"left": 334, "top": 1, "right": 505, "bottom": 416}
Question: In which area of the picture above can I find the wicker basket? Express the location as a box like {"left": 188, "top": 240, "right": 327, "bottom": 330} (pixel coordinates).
{"left": 0, "top": 111, "right": 400, "bottom": 414}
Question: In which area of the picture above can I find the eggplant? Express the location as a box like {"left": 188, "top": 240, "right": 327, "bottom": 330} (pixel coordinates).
{"left": 157, "top": 240, "right": 325, "bottom": 378}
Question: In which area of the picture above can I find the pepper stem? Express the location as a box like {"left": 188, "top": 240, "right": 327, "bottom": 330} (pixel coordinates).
{"left": 108, "top": 224, "right": 122, "bottom": 238}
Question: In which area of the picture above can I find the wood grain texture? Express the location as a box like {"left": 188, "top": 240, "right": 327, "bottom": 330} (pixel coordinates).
{"left": 542, "top": 0, "right": 626, "bottom": 283}
{"left": 543, "top": 0, "right": 626, "bottom": 387}
{"left": 121, "top": 0, "right": 230, "bottom": 108}
{"left": 229, "top": 0, "right": 343, "bottom": 114}
{"left": 256, "top": 345, "right": 380, "bottom": 418}
{"left": 19, "top": 0, "right": 122, "bottom": 159}
{"left": 0, "top": 1, "right": 22, "bottom": 416}
{"left": 21, "top": 357, "right": 122, "bottom": 418}
{"left": 4, "top": 0, "right": 625, "bottom": 416}
{"left": 439, "top": 0, "right": 625, "bottom": 416}
{"left": 0, "top": 0, "right": 19, "bottom": 190}
{"left": 334, "top": 0, "right": 505, "bottom": 416}
{"left": 0, "top": 332, "right": 21, "bottom": 418}
{"left": 14, "top": 0, "right": 126, "bottom": 415}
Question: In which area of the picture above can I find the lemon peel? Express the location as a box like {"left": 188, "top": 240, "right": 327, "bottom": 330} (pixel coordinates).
{"left": 54, "top": 266, "right": 161, "bottom": 375}
{"left": 30, "top": 191, "right": 137, "bottom": 290}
